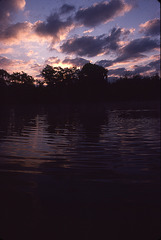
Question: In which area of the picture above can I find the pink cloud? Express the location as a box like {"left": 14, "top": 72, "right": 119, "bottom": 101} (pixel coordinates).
{"left": 34, "top": 13, "right": 75, "bottom": 44}
{"left": 0, "top": 21, "right": 51, "bottom": 46}
{"left": 0, "top": 47, "right": 13, "bottom": 54}
{"left": 0, "top": 55, "right": 38, "bottom": 76}
{"left": 139, "top": 18, "right": 160, "bottom": 36}
{"left": 44, "top": 57, "right": 61, "bottom": 65}
{"left": 0, "top": 22, "right": 33, "bottom": 44}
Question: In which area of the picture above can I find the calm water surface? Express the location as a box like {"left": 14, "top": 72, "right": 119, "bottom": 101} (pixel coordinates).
{"left": 0, "top": 102, "right": 160, "bottom": 240}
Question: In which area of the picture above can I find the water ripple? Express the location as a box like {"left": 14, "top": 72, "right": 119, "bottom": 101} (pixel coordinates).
{"left": 0, "top": 103, "right": 160, "bottom": 182}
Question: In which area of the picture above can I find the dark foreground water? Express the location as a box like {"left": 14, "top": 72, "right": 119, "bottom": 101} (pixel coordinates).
{"left": 0, "top": 101, "right": 160, "bottom": 240}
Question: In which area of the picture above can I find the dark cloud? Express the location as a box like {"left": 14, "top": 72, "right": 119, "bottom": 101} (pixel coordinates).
{"left": 120, "top": 37, "right": 159, "bottom": 55}
{"left": 132, "top": 65, "right": 150, "bottom": 75}
{"left": 105, "top": 59, "right": 160, "bottom": 78}
{"left": 96, "top": 56, "right": 160, "bottom": 78}
{"left": 0, "top": 0, "right": 25, "bottom": 26}
{"left": 63, "top": 57, "right": 90, "bottom": 67}
{"left": 0, "top": 22, "right": 31, "bottom": 42}
{"left": 108, "top": 67, "right": 129, "bottom": 76}
{"left": 108, "top": 67, "right": 133, "bottom": 78}
{"left": 60, "top": 35, "right": 106, "bottom": 57}
{"left": 106, "top": 27, "right": 131, "bottom": 50}
{"left": 139, "top": 18, "right": 160, "bottom": 36}
{"left": 34, "top": 13, "right": 73, "bottom": 41}
{"left": 148, "top": 59, "right": 160, "bottom": 71}
{"left": 132, "top": 59, "right": 160, "bottom": 75}
{"left": 75, "top": 0, "right": 132, "bottom": 27}
{"left": 107, "top": 59, "right": 160, "bottom": 77}
{"left": 59, "top": 4, "right": 75, "bottom": 14}
{"left": 60, "top": 27, "right": 131, "bottom": 57}
{"left": 114, "top": 37, "right": 160, "bottom": 63}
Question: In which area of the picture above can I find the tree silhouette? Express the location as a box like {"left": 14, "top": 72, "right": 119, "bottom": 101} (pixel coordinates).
{"left": 0, "top": 69, "right": 10, "bottom": 87}
{"left": 10, "top": 72, "right": 34, "bottom": 86}
{"left": 41, "top": 65, "right": 80, "bottom": 87}
{"left": 62, "top": 67, "right": 80, "bottom": 86}
{"left": 41, "top": 65, "right": 66, "bottom": 86}
{"left": 0, "top": 64, "right": 160, "bottom": 104}
{"left": 41, "top": 65, "right": 55, "bottom": 86}
{"left": 77, "top": 63, "right": 108, "bottom": 101}
{"left": 79, "top": 63, "right": 108, "bottom": 85}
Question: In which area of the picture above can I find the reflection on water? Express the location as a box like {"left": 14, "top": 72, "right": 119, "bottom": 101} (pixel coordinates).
{"left": 0, "top": 102, "right": 160, "bottom": 240}
{"left": 0, "top": 102, "right": 160, "bottom": 182}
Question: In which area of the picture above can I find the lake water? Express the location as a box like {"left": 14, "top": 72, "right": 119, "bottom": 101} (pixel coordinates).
{"left": 0, "top": 102, "right": 160, "bottom": 240}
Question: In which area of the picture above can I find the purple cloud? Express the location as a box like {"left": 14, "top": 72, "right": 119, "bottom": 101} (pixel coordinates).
{"left": 0, "top": 0, "right": 25, "bottom": 26}
{"left": 60, "top": 27, "right": 131, "bottom": 57}
{"left": 60, "top": 35, "right": 106, "bottom": 57}
{"left": 139, "top": 18, "right": 160, "bottom": 36}
{"left": 34, "top": 13, "right": 73, "bottom": 42}
{"left": 107, "top": 59, "right": 160, "bottom": 77}
{"left": 44, "top": 57, "right": 61, "bottom": 65}
{"left": 114, "top": 37, "right": 160, "bottom": 63}
{"left": 0, "top": 22, "right": 31, "bottom": 42}
{"left": 108, "top": 67, "right": 132, "bottom": 76}
{"left": 0, "top": 56, "right": 13, "bottom": 66}
{"left": 59, "top": 4, "right": 75, "bottom": 14}
{"left": 132, "top": 59, "right": 160, "bottom": 75}
{"left": 63, "top": 57, "right": 90, "bottom": 67}
{"left": 75, "top": 0, "right": 132, "bottom": 27}
{"left": 95, "top": 60, "right": 113, "bottom": 67}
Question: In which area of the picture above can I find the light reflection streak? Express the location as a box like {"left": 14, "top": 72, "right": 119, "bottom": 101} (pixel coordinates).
{"left": 0, "top": 169, "right": 42, "bottom": 174}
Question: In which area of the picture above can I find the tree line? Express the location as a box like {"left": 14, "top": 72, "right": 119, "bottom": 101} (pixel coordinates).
{"left": 0, "top": 63, "right": 160, "bottom": 104}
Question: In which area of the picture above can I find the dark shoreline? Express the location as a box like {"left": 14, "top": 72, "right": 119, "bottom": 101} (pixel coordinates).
{"left": 0, "top": 74, "right": 160, "bottom": 105}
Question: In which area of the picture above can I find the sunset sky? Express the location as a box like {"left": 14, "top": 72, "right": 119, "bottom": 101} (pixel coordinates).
{"left": 0, "top": 0, "right": 160, "bottom": 80}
